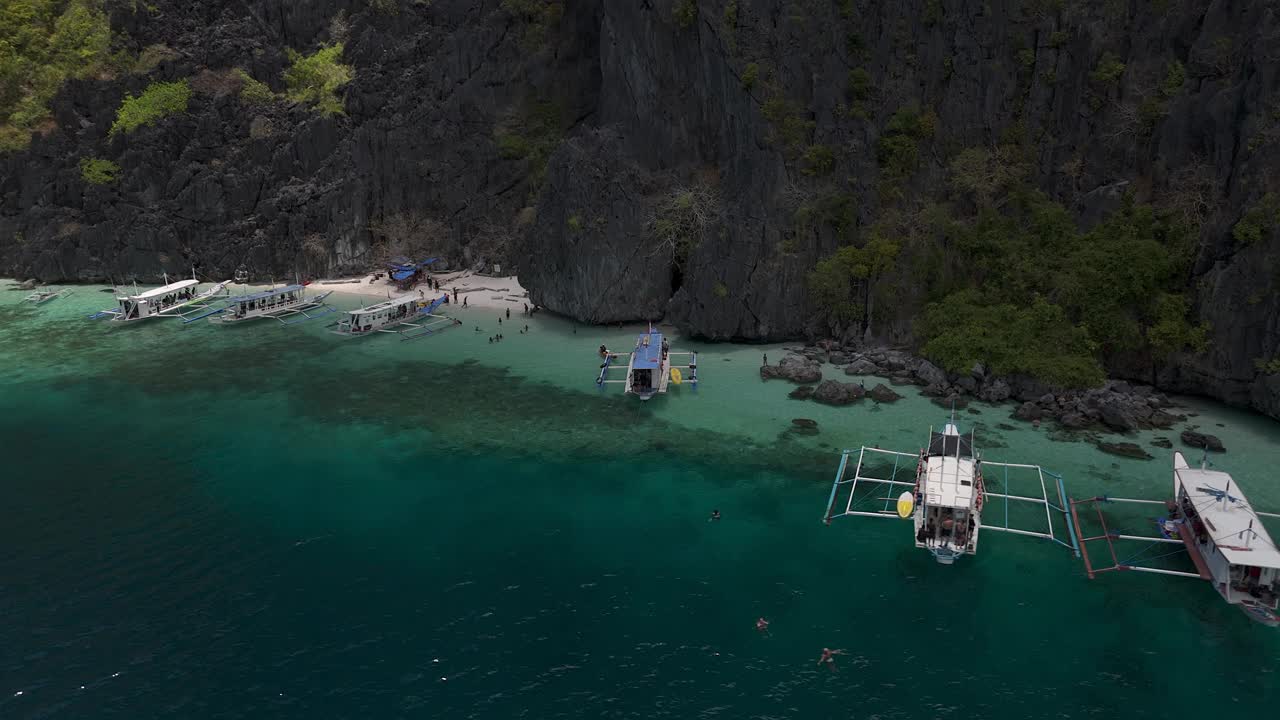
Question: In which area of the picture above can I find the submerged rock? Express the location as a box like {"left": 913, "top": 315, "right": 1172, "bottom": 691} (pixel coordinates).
{"left": 1151, "top": 437, "right": 1173, "bottom": 449}
{"left": 1180, "top": 430, "right": 1226, "bottom": 452}
{"left": 812, "top": 380, "right": 866, "bottom": 406}
{"left": 791, "top": 418, "right": 818, "bottom": 429}
{"left": 1097, "top": 441, "right": 1153, "bottom": 460}
{"left": 788, "top": 385, "right": 815, "bottom": 400}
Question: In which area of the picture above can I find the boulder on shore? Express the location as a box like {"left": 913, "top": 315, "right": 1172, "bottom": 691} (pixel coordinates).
{"left": 812, "top": 380, "right": 867, "bottom": 406}
{"left": 914, "top": 359, "right": 948, "bottom": 386}
{"left": 18, "top": 278, "right": 37, "bottom": 290}
{"left": 844, "top": 358, "right": 879, "bottom": 375}
{"left": 1013, "top": 402, "right": 1043, "bottom": 422}
{"left": 1098, "top": 401, "right": 1136, "bottom": 432}
{"left": 1180, "top": 430, "right": 1226, "bottom": 452}
{"left": 1060, "top": 412, "right": 1092, "bottom": 430}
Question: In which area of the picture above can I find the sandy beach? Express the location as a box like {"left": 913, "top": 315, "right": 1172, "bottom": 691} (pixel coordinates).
{"left": 311, "top": 271, "right": 530, "bottom": 310}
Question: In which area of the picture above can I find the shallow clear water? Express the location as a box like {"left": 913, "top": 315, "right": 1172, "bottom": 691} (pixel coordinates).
{"left": 1, "top": 285, "right": 1278, "bottom": 718}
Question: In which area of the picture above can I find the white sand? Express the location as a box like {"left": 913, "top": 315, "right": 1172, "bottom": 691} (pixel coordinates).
{"left": 311, "top": 271, "right": 531, "bottom": 310}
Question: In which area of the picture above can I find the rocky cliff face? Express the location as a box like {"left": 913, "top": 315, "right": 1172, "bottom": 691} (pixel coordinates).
{"left": 2, "top": 0, "right": 1279, "bottom": 418}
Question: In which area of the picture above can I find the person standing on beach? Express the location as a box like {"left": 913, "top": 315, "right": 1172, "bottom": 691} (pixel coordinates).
{"left": 452, "top": 287, "right": 458, "bottom": 303}
{"left": 763, "top": 353, "right": 768, "bottom": 365}
{"left": 506, "top": 308, "right": 510, "bottom": 319}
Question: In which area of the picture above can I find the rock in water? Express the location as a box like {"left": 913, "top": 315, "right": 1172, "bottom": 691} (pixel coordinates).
{"left": 1151, "top": 437, "right": 1173, "bottom": 449}
{"left": 812, "top": 380, "right": 866, "bottom": 406}
{"left": 868, "top": 383, "right": 901, "bottom": 403}
{"left": 761, "top": 354, "right": 823, "bottom": 384}
{"left": 791, "top": 418, "right": 818, "bottom": 429}
{"left": 1097, "top": 442, "right": 1153, "bottom": 460}
{"left": 1180, "top": 430, "right": 1226, "bottom": 452}
{"left": 788, "top": 385, "right": 814, "bottom": 400}
{"left": 19, "top": 278, "right": 36, "bottom": 290}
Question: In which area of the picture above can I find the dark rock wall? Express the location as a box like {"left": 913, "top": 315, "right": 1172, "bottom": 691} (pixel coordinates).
{"left": 2, "top": 0, "right": 1279, "bottom": 418}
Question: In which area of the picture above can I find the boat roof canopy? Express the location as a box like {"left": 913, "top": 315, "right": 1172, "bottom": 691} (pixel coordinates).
{"left": 228, "top": 284, "right": 303, "bottom": 304}
{"left": 632, "top": 331, "right": 664, "bottom": 370}
{"left": 923, "top": 456, "right": 977, "bottom": 509}
{"left": 350, "top": 295, "right": 418, "bottom": 315}
{"left": 126, "top": 278, "right": 198, "bottom": 300}
{"left": 928, "top": 431, "right": 974, "bottom": 458}
{"left": 1177, "top": 465, "right": 1280, "bottom": 568}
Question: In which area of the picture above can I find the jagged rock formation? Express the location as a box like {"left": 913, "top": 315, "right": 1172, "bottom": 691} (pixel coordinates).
{"left": 1, "top": 0, "right": 1278, "bottom": 418}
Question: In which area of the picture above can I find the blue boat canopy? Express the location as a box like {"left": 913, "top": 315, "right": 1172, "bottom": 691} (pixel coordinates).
{"left": 227, "top": 284, "right": 304, "bottom": 304}
{"left": 632, "top": 332, "right": 664, "bottom": 370}
{"left": 387, "top": 257, "right": 440, "bottom": 273}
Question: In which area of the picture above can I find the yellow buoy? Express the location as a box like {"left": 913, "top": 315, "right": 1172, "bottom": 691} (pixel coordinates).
{"left": 670, "top": 367, "right": 683, "bottom": 385}
{"left": 896, "top": 491, "right": 914, "bottom": 519}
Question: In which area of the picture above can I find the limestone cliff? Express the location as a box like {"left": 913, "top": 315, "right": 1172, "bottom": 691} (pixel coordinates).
{"left": 1, "top": 0, "right": 1278, "bottom": 417}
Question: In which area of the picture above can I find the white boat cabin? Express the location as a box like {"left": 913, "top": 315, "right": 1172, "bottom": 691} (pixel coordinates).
{"left": 114, "top": 279, "right": 201, "bottom": 321}
{"left": 913, "top": 423, "right": 984, "bottom": 564}
{"left": 1173, "top": 453, "right": 1280, "bottom": 625}
{"left": 208, "top": 284, "right": 334, "bottom": 325}
{"left": 333, "top": 295, "right": 420, "bottom": 335}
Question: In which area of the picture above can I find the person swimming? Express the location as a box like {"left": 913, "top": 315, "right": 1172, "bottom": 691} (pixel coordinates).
{"left": 756, "top": 617, "right": 769, "bottom": 632}
{"left": 818, "top": 648, "right": 844, "bottom": 668}
{"left": 709, "top": 509, "right": 721, "bottom": 522}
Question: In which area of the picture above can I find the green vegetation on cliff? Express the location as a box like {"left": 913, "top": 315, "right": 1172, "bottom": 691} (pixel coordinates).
{"left": 284, "top": 43, "right": 351, "bottom": 116}
{"left": 110, "top": 79, "right": 190, "bottom": 135}
{"left": 79, "top": 155, "right": 118, "bottom": 184}
{"left": 810, "top": 132, "right": 1208, "bottom": 388}
{"left": 0, "top": 0, "right": 110, "bottom": 151}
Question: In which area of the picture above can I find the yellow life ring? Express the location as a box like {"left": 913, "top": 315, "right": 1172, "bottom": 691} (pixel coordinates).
{"left": 670, "top": 367, "right": 683, "bottom": 385}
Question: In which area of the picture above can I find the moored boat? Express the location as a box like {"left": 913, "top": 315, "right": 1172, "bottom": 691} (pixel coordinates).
{"left": 183, "top": 284, "right": 336, "bottom": 325}
{"left": 23, "top": 287, "right": 73, "bottom": 305}
{"left": 89, "top": 274, "right": 230, "bottom": 322}
{"left": 595, "top": 323, "right": 698, "bottom": 400}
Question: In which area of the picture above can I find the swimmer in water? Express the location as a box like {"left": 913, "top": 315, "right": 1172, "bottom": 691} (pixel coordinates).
{"left": 709, "top": 509, "right": 721, "bottom": 522}
{"left": 818, "top": 648, "right": 844, "bottom": 668}
{"left": 756, "top": 617, "right": 770, "bottom": 632}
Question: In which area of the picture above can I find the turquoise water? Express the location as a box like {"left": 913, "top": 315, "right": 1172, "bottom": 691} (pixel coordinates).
{"left": 2, "top": 286, "right": 1278, "bottom": 718}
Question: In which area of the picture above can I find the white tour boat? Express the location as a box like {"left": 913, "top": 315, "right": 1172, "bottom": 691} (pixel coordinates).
{"left": 89, "top": 274, "right": 230, "bottom": 322}
{"left": 329, "top": 293, "right": 457, "bottom": 339}
{"left": 182, "top": 284, "right": 335, "bottom": 325}
{"left": 23, "top": 287, "right": 73, "bottom": 305}
{"left": 826, "top": 409, "right": 1078, "bottom": 565}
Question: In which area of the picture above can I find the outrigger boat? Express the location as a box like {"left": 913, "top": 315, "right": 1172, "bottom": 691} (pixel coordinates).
{"left": 23, "top": 287, "right": 73, "bottom": 305}
{"left": 1070, "top": 451, "right": 1280, "bottom": 626}
{"left": 89, "top": 273, "right": 230, "bottom": 322}
{"left": 181, "top": 284, "right": 336, "bottom": 325}
{"left": 824, "top": 410, "right": 1079, "bottom": 565}
{"left": 329, "top": 293, "right": 458, "bottom": 340}
{"left": 595, "top": 324, "right": 698, "bottom": 400}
